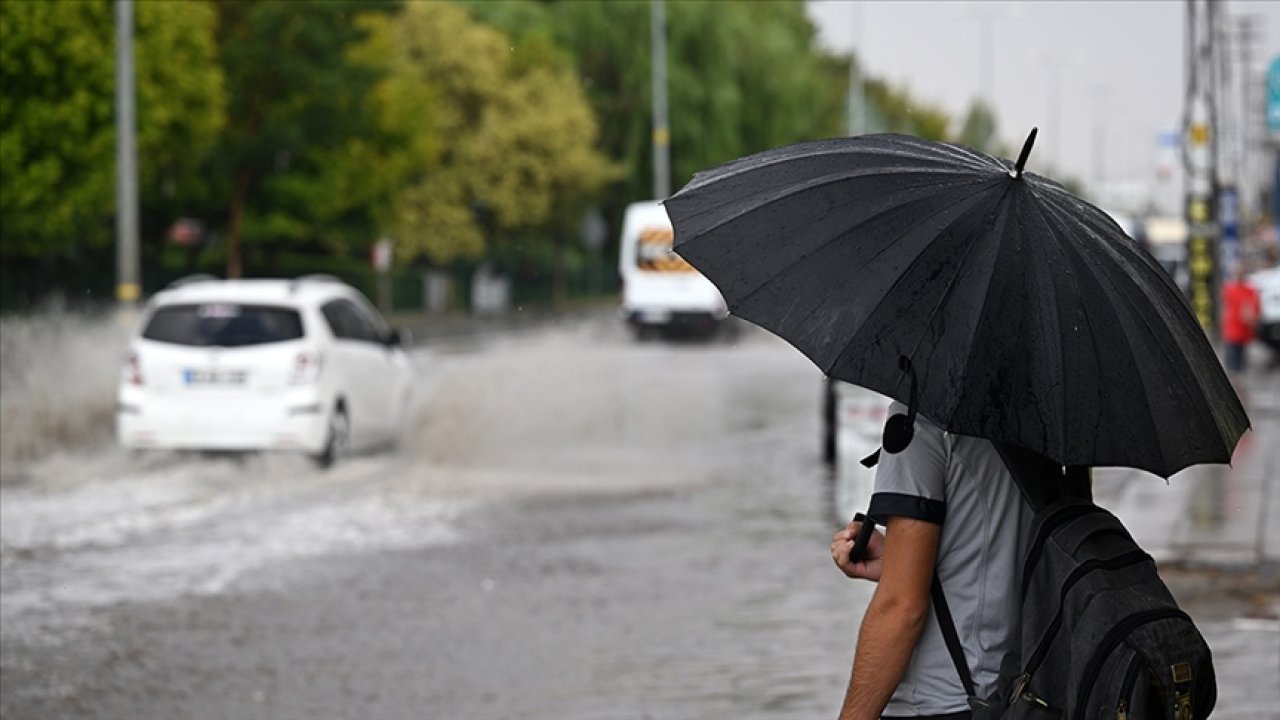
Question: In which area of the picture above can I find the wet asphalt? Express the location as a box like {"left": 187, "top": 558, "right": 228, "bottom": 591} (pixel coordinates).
{"left": 1, "top": 313, "right": 1276, "bottom": 719}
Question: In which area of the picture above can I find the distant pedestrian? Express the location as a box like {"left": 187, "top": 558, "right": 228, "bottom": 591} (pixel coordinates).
{"left": 1221, "top": 263, "right": 1260, "bottom": 374}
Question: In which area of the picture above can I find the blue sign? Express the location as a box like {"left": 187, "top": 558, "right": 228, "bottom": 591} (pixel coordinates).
{"left": 1269, "top": 56, "right": 1280, "bottom": 136}
{"left": 1219, "top": 187, "right": 1240, "bottom": 271}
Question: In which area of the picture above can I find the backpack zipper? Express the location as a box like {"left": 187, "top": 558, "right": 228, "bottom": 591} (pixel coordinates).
{"left": 1073, "top": 608, "right": 1194, "bottom": 720}
{"left": 1116, "top": 649, "right": 1144, "bottom": 720}
{"left": 1020, "top": 549, "right": 1150, "bottom": 682}
{"left": 1021, "top": 503, "right": 1107, "bottom": 598}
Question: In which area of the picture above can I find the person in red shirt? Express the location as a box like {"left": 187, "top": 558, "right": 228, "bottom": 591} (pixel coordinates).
{"left": 1221, "top": 262, "right": 1261, "bottom": 373}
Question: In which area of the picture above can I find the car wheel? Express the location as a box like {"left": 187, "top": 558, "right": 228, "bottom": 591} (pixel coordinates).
{"left": 313, "top": 406, "right": 349, "bottom": 469}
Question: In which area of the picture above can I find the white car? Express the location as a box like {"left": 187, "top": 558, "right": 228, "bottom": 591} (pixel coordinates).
{"left": 1250, "top": 266, "right": 1280, "bottom": 353}
{"left": 116, "top": 275, "right": 414, "bottom": 466}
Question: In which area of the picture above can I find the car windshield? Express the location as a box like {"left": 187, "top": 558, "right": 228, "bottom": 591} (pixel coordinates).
{"left": 141, "top": 303, "right": 304, "bottom": 347}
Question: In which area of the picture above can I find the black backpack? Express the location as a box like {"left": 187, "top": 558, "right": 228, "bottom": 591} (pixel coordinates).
{"left": 937, "top": 445, "right": 1218, "bottom": 719}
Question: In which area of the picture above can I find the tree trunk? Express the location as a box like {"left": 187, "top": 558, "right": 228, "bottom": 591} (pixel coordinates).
{"left": 226, "top": 168, "right": 248, "bottom": 279}
{"left": 552, "top": 234, "right": 567, "bottom": 311}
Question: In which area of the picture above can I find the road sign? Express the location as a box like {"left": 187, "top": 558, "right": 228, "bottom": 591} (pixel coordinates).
{"left": 1219, "top": 187, "right": 1240, "bottom": 272}
{"left": 371, "top": 238, "right": 393, "bottom": 272}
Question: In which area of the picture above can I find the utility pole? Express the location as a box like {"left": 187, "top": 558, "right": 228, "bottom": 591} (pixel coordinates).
{"left": 846, "top": 3, "right": 867, "bottom": 136}
{"left": 1236, "top": 15, "right": 1259, "bottom": 217}
{"left": 650, "top": 0, "right": 670, "bottom": 200}
{"left": 115, "top": 0, "right": 140, "bottom": 306}
{"left": 1044, "top": 56, "right": 1062, "bottom": 170}
{"left": 1183, "top": 0, "right": 1220, "bottom": 334}
{"left": 970, "top": 6, "right": 996, "bottom": 108}
{"left": 1091, "top": 85, "right": 1109, "bottom": 198}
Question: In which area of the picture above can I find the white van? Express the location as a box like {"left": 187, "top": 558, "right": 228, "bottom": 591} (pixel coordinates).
{"left": 617, "top": 201, "right": 727, "bottom": 337}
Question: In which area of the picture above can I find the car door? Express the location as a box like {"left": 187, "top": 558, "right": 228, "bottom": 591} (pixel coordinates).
{"left": 348, "top": 297, "right": 410, "bottom": 439}
{"left": 320, "top": 298, "right": 386, "bottom": 448}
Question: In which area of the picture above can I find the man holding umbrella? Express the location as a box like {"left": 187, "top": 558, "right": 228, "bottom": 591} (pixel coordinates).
{"left": 665, "top": 129, "right": 1247, "bottom": 720}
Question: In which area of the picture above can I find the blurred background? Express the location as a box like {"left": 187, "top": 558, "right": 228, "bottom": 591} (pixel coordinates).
{"left": 3, "top": 0, "right": 1274, "bottom": 315}
{"left": 2, "top": 2, "right": 1278, "bottom": 719}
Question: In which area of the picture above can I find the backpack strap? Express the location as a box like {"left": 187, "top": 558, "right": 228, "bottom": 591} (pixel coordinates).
{"left": 931, "top": 574, "right": 977, "bottom": 698}
{"left": 850, "top": 512, "right": 978, "bottom": 701}
{"left": 924, "top": 443, "right": 1090, "bottom": 706}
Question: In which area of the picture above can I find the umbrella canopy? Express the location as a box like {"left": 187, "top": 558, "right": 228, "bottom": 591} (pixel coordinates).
{"left": 665, "top": 131, "right": 1249, "bottom": 478}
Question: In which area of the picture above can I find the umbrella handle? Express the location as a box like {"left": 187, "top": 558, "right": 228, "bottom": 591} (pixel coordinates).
{"left": 849, "top": 512, "right": 878, "bottom": 563}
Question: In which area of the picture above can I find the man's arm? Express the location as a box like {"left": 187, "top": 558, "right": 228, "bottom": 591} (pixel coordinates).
{"left": 837, "top": 516, "right": 940, "bottom": 720}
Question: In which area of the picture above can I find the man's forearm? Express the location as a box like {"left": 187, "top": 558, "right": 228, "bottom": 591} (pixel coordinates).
{"left": 837, "top": 593, "right": 929, "bottom": 720}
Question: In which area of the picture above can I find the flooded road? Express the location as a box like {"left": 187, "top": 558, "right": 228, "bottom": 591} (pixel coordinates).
{"left": 1, "top": 314, "right": 874, "bottom": 719}
{"left": 2, "top": 312, "right": 1276, "bottom": 719}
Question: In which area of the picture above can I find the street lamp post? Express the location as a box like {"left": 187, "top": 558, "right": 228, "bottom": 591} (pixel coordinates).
{"left": 650, "top": 0, "right": 670, "bottom": 200}
{"left": 115, "top": 0, "right": 140, "bottom": 307}
{"left": 1043, "top": 55, "right": 1062, "bottom": 170}
{"left": 847, "top": 2, "right": 867, "bottom": 137}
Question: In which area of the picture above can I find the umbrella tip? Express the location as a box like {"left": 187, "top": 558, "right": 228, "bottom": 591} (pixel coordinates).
{"left": 1012, "top": 127, "right": 1038, "bottom": 179}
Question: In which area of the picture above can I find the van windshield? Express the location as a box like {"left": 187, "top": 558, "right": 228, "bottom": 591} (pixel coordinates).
{"left": 142, "top": 304, "right": 304, "bottom": 347}
{"left": 635, "top": 225, "right": 695, "bottom": 272}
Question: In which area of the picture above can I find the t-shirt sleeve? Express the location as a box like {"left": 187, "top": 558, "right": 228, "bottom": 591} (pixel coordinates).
{"left": 867, "top": 401, "right": 948, "bottom": 525}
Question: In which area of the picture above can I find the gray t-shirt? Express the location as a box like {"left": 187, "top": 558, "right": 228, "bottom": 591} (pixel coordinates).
{"left": 868, "top": 402, "right": 1033, "bottom": 717}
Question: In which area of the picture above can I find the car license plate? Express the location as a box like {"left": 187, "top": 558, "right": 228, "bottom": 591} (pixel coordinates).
{"left": 184, "top": 369, "right": 247, "bottom": 386}
{"left": 638, "top": 309, "right": 672, "bottom": 323}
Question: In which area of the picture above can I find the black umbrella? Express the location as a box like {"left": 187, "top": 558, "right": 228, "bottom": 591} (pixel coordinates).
{"left": 665, "top": 130, "right": 1248, "bottom": 478}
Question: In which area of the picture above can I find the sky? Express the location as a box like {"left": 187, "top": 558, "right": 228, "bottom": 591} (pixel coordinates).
{"left": 804, "top": 0, "right": 1280, "bottom": 216}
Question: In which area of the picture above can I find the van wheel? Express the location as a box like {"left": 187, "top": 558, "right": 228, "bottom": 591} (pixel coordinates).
{"left": 314, "top": 407, "right": 349, "bottom": 469}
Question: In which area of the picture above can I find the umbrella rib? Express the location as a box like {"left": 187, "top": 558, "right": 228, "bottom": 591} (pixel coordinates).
{"left": 822, "top": 176, "right": 1008, "bottom": 412}
{"left": 899, "top": 179, "right": 1014, "bottom": 364}
{"left": 728, "top": 175, "right": 986, "bottom": 313}
{"left": 681, "top": 135, "right": 1000, "bottom": 192}
{"left": 1021, "top": 189, "right": 1088, "bottom": 462}
{"left": 1032, "top": 187, "right": 1176, "bottom": 471}
{"left": 679, "top": 165, "right": 971, "bottom": 241}
{"left": 1037, "top": 183, "right": 1246, "bottom": 472}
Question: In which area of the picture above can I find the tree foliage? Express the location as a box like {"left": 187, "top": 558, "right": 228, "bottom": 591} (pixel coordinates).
{"left": 210, "top": 0, "right": 394, "bottom": 277}
{"left": 1, "top": 0, "right": 1004, "bottom": 309}
{"left": 467, "top": 0, "right": 847, "bottom": 262}
{"left": 0, "top": 0, "right": 224, "bottom": 261}
{"left": 666, "top": 1, "right": 847, "bottom": 185}
{"left": 357, "top": 2, "right": 618, "bottom": 266}
{"left": 958, "top": 100, "right": 1000, "bottom": 155}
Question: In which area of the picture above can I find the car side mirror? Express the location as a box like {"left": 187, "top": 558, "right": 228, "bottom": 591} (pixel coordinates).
{"left": 385, "top": 328, "right": 410, "bottom": 347}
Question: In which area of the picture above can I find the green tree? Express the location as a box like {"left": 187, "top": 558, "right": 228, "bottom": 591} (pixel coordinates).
{"left": 469, "top": 0, "right": 847, "bottom": 270}
{"left": 667, "top": 1, "right": 846, "bottom": 184}
{"left": 957, "top": 100, "right": 1000, "bottom": 155}
{"left": 0, "top": 0, "right": 224, "bottom": 265}
{"left": 861, "top": 78, "right": 951, "bottom": 141}
{"left": 357, "top": 1, "right": 618, "bottom": 276}
{"left": 210, "top": 1, "right": 392, "bottom": 278}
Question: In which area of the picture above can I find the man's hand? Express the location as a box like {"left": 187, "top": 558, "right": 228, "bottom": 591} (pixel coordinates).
{"left": 831, "top": 519, "right": 885, "bottom": 581}
{"left": 838, "top": 516, "right": 940, "bottom": 720}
